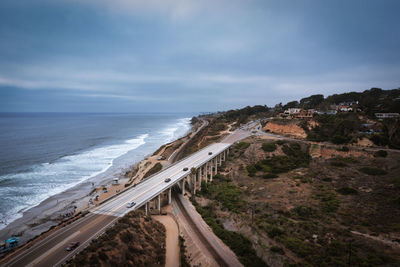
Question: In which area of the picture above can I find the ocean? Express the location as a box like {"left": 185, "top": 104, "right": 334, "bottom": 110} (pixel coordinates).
{"left": 0, "top": 112, "right": 192, "bottom": 230}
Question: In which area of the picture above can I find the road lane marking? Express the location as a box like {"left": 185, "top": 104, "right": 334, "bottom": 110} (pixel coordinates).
{"left": 94, "top": 147, "right": 228, "bottom": 217}
{"left": 26, "top": 231, "right": 80, "bottom": 267}
{"left": 5, "top": 213, "right": 97, "bottom": 267}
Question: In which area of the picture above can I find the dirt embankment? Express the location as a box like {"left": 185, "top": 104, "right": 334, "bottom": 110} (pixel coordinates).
{"left": 66, "top": 211, "right": 165, "bottom": 266}
{"left": 263, "top": 121, "right": 307, "bottom": 139}
{"left": 309, "top": 143, "right": 372, "bottom": 159}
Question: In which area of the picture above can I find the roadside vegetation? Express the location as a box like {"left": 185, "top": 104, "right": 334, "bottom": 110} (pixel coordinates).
{"left": 191, "top": 133, "right": 400, "bottom": 266}
{"left": 66, "top": 211, "right": 165, "bottom": 266}
{"left": 143, "top": 162, "right": 163, "bottom": 178}
{"left": 246, "top": 142, "right": 310, "bottom": 177}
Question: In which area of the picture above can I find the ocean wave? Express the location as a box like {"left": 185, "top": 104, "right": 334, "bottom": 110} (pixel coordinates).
{"left": 0, "top": 133, "right": 148, "bottom": 230}
{"left": 0, "top": 117, "right": 191, "bottom": 231}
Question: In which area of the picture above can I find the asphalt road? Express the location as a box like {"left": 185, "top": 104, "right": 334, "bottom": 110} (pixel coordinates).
{"left": 3, "top": 121, "right": 254, "bottom": 267}
{"left": 3, "top": 143, "right": 235, "bottom": 267}
{"left": 92, "top": 142, "right": 231, "bottom": 217}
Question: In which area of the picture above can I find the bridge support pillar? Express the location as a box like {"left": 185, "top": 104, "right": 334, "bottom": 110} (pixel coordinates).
{"left": 205, "top": 162, "right": 209, "bottom": 182}
{"left": 215, "top": 157, "right": 218, "bottom": 175}
{"left": 168, "top": 187, "right": 171, "bottom": 204}
{"left": 181, "top": 179, "right": 185, "bottom": 195}
{"left": 158, "top": 194, "right": 161, "bottom": 214}
{"left": 192, "top": 174, "right": 196, "bottom": 195}
{"left": 145, "top": 202, "right": 148, "bottom": 216}
{"left": 198, "top": 168, "right": 202, "bottom": 191}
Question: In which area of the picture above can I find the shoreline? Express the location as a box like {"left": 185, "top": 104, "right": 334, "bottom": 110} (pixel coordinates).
{"left": 0, "top": 120, "right": 197, "bottom": 246}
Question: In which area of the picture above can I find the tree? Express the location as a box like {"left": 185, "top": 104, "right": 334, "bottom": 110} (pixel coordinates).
{"left": 283, "top": 101, "right": 299, "bottom": 109}
{"left": 299, "top": 94, "right": 324, "bottom": 109}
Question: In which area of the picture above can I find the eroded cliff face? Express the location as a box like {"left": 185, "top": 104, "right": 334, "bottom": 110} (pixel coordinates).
{"left": 263, "top": 121, "right": 307, "bottom": 139}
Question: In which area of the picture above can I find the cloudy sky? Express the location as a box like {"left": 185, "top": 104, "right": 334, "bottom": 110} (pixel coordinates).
{"left": 0, "top": 0, "right": 399, "bottom": 113}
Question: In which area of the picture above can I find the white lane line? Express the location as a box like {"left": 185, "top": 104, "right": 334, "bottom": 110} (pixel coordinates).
{"left": 26, "top": 231, "right": 80, "bottom": 267}
{"left": 95, "top": 148, "right": 222, "bottom": 217}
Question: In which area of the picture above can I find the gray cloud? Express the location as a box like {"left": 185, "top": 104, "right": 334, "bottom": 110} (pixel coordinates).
{"left": 0, "top": 0, "right": 399, "bottom": 112}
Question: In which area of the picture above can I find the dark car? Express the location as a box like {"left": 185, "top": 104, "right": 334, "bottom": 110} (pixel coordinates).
{"left": 208, "top": 152, "right": 213, "bottom": 155}
{"left": 66, "top": 241, "right": 80, "bottom": 251}
{"left": 183, "top": 167, "right": 188, "bottom": 171}
{"left": 165, "top": 178, "right": 171, "bottom": 182}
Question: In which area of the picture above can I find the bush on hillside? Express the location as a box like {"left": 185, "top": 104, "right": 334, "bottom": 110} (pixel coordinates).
{"left": 359, "top": 167, "right": 388, "bottom": 176}
{"left": 262, "top": 142, "right": 277, "bottom": 152}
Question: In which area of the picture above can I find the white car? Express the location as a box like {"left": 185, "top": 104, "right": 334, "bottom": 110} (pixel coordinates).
{"left": 126, "top": 202, "right": 136, "bottom": 208}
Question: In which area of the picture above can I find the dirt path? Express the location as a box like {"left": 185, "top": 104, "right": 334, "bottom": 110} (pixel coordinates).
{"left": 153, "top": 215, "right": 180, "bottom": 267}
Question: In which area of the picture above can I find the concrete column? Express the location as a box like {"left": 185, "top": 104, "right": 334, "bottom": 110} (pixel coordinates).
{"left": 219, "top": 154, "right": 222, "bottom": 165}
{"left": 181, "top": 179, "right": 185, "bottom": 195}
{"left": 205, "top": 162, "right": 209, "bottom": 182}
{"left": 158, "top": 194, "right": 161, "bottom": 214}
{"left": 215, "top": 157, "right": 218, "bottom": 174}
{"left": 168, "top": 188, "right": 172, "bottom": 204}
{"left": 145, "top": 202, "right": 148, "bottom": 216}
{"left": 193, "top": 174, "right": 196, "bottom": 195}
{"left": 198, "top": 168, "right": 202, "bottom": 190}
{"left": 153, "top": 198, "right": 157, "bottom": 209}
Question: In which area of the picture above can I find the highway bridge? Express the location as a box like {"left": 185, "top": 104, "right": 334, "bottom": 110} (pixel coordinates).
{"left": 91, "top": 142, "right": 231, "bottom": 217}
{"left": 3, "top": 141, "right": 236, "bottom": 266}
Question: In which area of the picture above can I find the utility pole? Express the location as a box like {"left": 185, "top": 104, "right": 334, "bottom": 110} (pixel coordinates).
{"left": 348, "top": 239, "right": 353, "bottom": 266}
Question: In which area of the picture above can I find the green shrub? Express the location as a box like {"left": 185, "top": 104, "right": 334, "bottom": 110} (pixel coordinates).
{"left": 337, "top": 146, "right": 350, "bottom": 152}
{"left": 370, "top": 133, "right": 389, "bottom": 146}
{"left": 359, "top": 167, "right": 388, "bottom": 176}
{"left": 331, "top": 135, "right": 349, "bottom": 144}
{"left": 262, "top": 142, "right": 277, "bottom": 152}
{"left": 330, "top": 161, "right": 347, "bottom": 167}
{"left": 284, "top": 237, "right": 312, "bottom": 257}
{"left": 120, "top": 231, "right": 134, "bottom": 244}
{"left": 374, "top": 150, "right": 388, "bottom": 158}
{"left": 259, "top": 165, "right": 270, "bottom": 173}
{"left": 262, "top": 173, "right": 278, "bottom": 179}
{"left": 275, "top": 140, "right": 286, "bottom": 145}
{"left": 393, "top": 178, "right": 400, "bottom": 188}
{"left": 337, "top": 187, "right": 358, "bottom": 195}
{"left": 270, "top": 246, "right": 285, "bottom": 254}
{"left": 314, "top": 188, "right": 340, "bottom": 212}
{"left": 195, "top": 203, "right": 267, "bottom": 267}
{"left": 246, "top": 165, "right": 257, "bottom": 177}
{"left": 267, "top": 226, "right": 285, "bottom": 238}
{"left": 236, "top": 142, "right": 250, "bottom": 150}
{"left": 292, "top": 206, "right": 315, "bottom": 218}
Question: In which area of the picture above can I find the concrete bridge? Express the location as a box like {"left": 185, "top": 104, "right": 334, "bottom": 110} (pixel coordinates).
{"left": 91, "top": 142, "right": 231, "bottom": 217}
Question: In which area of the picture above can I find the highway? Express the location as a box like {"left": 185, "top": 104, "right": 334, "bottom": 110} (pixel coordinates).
{"left": 91, "top": 142, "right": 231, "bottom": 217}
{"left": 3, "top": 142, "right": 233, "bottom": 267}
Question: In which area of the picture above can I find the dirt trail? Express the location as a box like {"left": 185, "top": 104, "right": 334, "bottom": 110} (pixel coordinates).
{"left": 153, "top": 215, "right": 180, "bottom": 267}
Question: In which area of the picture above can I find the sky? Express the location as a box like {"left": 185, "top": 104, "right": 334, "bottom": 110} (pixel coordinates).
{"left": 0, "top": 0, "right": 399, "bottom": 113}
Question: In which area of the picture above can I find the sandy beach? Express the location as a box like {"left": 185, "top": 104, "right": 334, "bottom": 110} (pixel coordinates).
{"left": 0, "top": 124, "right": 197, "bottom": 247}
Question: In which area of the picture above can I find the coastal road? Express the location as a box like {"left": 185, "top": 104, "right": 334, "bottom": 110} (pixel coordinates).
{"left": 3, "top": 121, "right": 253, "bottom": 267}
{"left": 3, "top": 143, "right": 234, "bottom": 267}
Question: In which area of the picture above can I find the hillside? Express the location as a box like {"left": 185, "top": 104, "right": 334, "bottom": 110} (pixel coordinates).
{"left": 192, "top": 137, "right": 400, "bottom": 266}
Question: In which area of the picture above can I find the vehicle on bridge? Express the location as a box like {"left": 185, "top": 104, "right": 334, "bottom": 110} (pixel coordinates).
{"left": 126, "top": 202, "right": 136, "bottom": 208}
{"left": 66, "top": 242, "right": 80, "bottom": 251}
{"left": 164, "top": 178, "right": 171, "bottom": 182}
